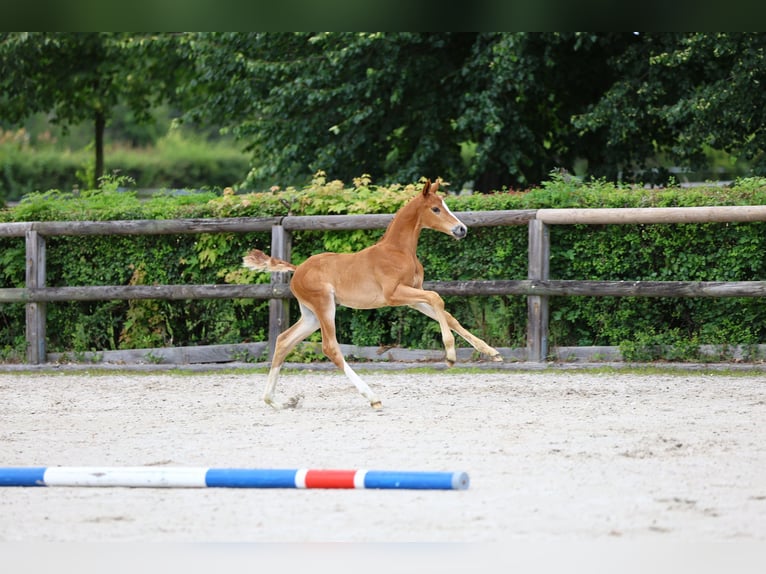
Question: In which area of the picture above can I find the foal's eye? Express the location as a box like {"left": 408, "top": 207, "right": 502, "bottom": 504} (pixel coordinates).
{"left": 431, "top": 207, "right": 441, "bottom": 214}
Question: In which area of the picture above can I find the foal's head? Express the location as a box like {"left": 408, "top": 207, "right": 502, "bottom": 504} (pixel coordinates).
{"left": 417, "top": 179, "right": 467, "bottom": 239}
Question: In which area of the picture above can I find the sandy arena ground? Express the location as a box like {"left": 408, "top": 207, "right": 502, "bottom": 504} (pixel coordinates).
{"left": 0, "top": 366, "right": 764, "bottom": 549}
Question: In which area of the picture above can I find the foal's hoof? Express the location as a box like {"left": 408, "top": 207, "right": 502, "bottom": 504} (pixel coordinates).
{"left": 264, "top": 394, "right": 303, "bottom": 410}
{"left": 371, "top": 401, "right": 383, "bottom": 410}
{"left": 284, "top": 394, "right": 304, "bottom": 409}
{"left": 445, "top": 359, "right": 455, "bottom": 368}
{"left": 264, "top": 400, "right": 282, "bottom": 411}
{"left": 490, "top": 353, "right": 504, "bottom": 362}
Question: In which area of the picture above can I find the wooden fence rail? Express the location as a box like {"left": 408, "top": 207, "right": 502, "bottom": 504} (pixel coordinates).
{"left": 2, "top": 206, "right": 766, "bottom": 365}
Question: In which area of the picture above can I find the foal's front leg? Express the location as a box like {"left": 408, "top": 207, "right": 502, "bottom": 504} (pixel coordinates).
{"left": 412, "top": 302, "right": 503, "bottom": 363}
{"left": 388, "top": 286, "right": 459, "bottom": 365}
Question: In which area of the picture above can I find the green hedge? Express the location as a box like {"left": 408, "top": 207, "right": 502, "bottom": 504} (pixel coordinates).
{"left": 2, "top": 173, "right": 766, "bottom": 362}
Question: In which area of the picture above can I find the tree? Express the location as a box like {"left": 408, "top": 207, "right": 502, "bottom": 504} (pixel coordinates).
{"left": 0, "top": 32, "right": 188, "bottom": 187}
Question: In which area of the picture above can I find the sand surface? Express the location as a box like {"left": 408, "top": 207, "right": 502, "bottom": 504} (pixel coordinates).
{"left": 1, "top": 368, "right": 764, "bottom": 543}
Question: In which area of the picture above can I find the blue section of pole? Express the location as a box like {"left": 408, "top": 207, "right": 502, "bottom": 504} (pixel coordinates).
{"left": 363, "top": 471, "right": 469, "bottom": 490}
{"left": 205, "top": 468, "right": 298, "bottom": 488}
{"left": 0, "top": 467, "right": 47, "bottom": 486}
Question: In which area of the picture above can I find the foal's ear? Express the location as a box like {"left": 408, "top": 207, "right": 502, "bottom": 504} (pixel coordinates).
{"left": 430, "top": 180, "right": 440, "bottom": 194}
{"left": 421, "top": 178, "right": 432, "bottom": 197}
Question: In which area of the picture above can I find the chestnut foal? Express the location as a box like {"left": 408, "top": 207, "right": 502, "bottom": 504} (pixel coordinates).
{"left": 243, "top": 179, "right": 502, "bottom": 409}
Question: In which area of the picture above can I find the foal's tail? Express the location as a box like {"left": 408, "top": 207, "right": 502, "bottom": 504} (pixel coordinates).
{"left": 242, "top": 249, "right": 297, "bottom": 273}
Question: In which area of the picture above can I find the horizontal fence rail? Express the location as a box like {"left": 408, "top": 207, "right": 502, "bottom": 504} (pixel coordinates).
{"left": 2, "top": 205, "right": 766, "bottom": 365}
{"left": 0, "top": 217, "right": 280, "bottom": 237}
{"left": 0, "top": 284, "right": 292, "bottom": 303}
{"left": 537, "top": 205, "right": 766, "bottom": 225}
{"left": 5, "top": 280, "right": 766, "bottom": 304}
{"left": 0, "top": 210, "right": 536, "bottom": 238}
{"left": 423, "top": 279, "right": 766, "bottom": 298}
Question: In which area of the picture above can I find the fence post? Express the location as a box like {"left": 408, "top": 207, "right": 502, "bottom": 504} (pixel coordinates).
{"left": 268, "top": 224, "right": 292, "bottom": 360}
{"left": 527, "top": 219, "right": 549, "bottom": 362}
{"left": 25, "top": 230, "right": 47, "bottom": 364}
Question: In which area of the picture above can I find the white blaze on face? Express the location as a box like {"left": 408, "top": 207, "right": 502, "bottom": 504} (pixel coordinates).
{"left": 441, "top": 198, "right": 462, "bottom": 225}
{"left": 441, "top": 198, "right": 468, "bottom": 239}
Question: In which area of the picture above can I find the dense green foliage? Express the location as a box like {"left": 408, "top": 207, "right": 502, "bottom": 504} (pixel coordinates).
{"left": 179, "top": 32, "right": 766, "bottom": 190}
{"left": 2, "top": 174, "right": 766, "bottom": 362}
{"left": 573, "top": 33, "right": 766, "bottom": 178}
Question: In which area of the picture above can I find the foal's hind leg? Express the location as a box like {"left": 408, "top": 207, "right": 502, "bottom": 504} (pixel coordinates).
{"left": 264, "top": 303, "right": 320, "bottom": 409}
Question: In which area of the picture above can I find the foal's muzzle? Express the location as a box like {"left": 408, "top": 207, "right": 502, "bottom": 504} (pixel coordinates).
{"left": 452, "top": 224, "right": 467, "bottom": 239}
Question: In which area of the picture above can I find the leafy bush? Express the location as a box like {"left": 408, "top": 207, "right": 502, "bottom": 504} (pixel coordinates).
{"left": 2, "top": 171, "right": 766, "bottom": 360}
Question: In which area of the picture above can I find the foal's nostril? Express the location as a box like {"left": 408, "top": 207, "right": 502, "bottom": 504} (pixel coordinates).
{"left": 452, "top": 225, "right": 467, "bottom": 239}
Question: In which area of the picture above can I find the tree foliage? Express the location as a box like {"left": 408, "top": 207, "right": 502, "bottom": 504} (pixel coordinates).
{"left": 180, "top": 32, "right": 766, "bottom": 191}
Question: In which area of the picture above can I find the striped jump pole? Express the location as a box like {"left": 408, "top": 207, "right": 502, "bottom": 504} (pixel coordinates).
{"left": 0, "top": 467, "right": 469, "bottom": 490}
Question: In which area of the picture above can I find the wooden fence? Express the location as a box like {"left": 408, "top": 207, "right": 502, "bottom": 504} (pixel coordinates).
{"left": 3, "top": 205, "right": 766, "bottom": 365}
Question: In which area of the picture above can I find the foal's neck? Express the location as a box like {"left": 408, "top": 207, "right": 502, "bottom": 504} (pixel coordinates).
{"left": 378, "top": 197, "right": 424, "bottom": 253}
